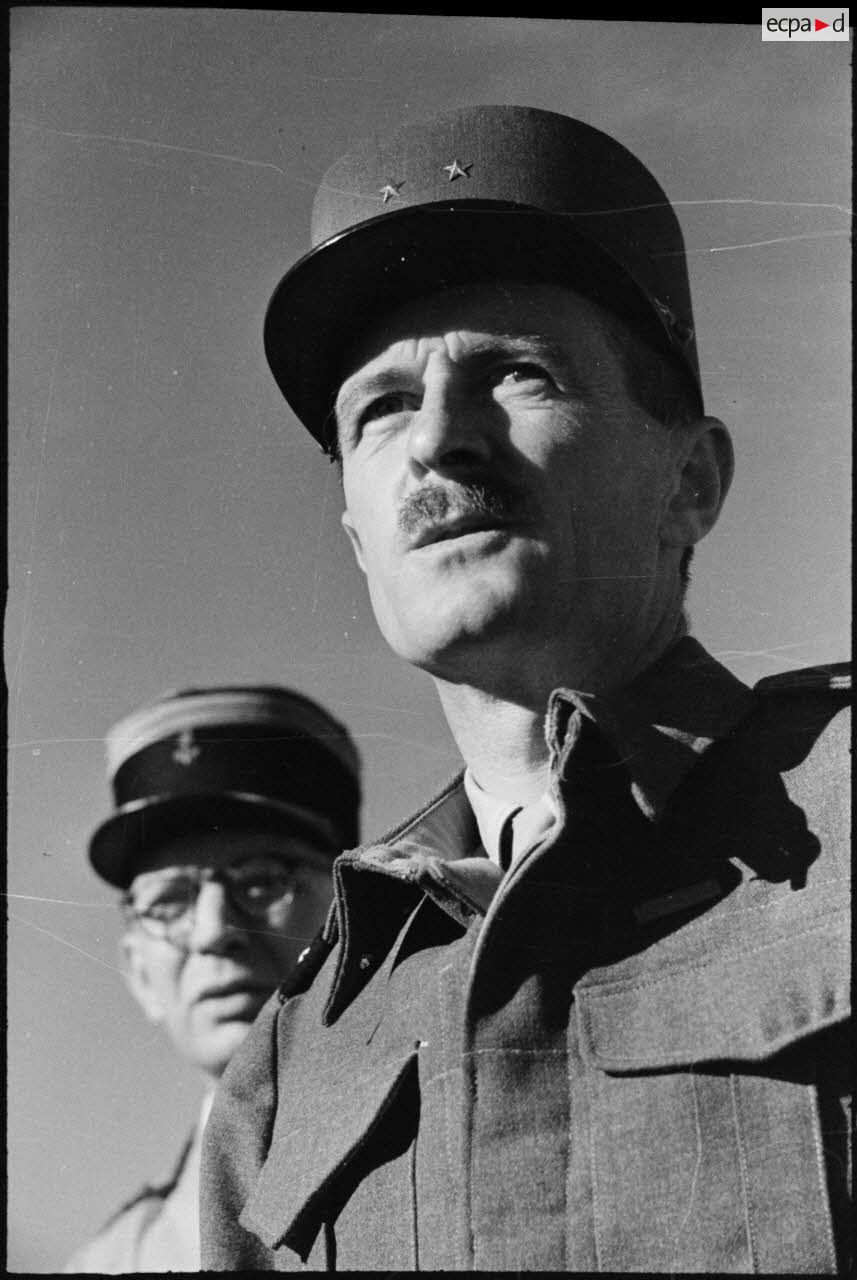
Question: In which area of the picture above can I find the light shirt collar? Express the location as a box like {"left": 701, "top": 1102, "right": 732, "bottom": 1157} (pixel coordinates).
{"left": 200, "top": 1089, "right": 215, "bottom": 1132}
{"left": 462, "top": 769, "right": 516, "bottom": 863}
{"left": 346, "top": 638, "right": 754, "bottom": 914}
{"left": 463, "top": 768, "right": 557, "bottom": 868}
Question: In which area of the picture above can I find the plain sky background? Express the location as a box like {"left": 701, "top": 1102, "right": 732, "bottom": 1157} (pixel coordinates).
{"left": 8, "top": 11, "right": 850, "bottom": 1272}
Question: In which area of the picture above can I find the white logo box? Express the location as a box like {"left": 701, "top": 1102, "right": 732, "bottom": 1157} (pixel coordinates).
{"left": 762, "top": 7, "right": 850, "bottom": 37}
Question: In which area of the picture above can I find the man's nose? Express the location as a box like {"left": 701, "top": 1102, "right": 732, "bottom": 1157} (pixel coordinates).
{"left": 407, "top": 354, "right": 493, "bottom": 475}
{"left": 185, "top": 879, "right": 243, "bottom": 953}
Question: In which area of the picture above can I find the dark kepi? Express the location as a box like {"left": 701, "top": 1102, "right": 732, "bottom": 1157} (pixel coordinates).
{"left": 89, "top": 685, "right": 361, "bottom": 887}
{"left": 264, "top": 104, "right": 701, "bottom": 451}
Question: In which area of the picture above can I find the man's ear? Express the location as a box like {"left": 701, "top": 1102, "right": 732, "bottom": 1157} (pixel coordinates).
{"left": 341, "top": 509, "right": 367, "bottom": 574}
{"left": 121, "top": 933, "right": 165, "bottom": 1025}
{"left": 660, "top": 417, "right": 734, "bottom": 550}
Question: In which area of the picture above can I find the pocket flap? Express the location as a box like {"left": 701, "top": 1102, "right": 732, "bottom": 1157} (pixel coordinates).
{"left": 240, "top": 1049, "right": 418, "bottom": 1258}
{"left": 577, "top": 915, "right": 849, "bottom": 1071}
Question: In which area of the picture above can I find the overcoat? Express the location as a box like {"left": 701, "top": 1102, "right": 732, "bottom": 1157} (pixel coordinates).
{"left": 200, "top": 639, "right": 850, "bottom": 1273}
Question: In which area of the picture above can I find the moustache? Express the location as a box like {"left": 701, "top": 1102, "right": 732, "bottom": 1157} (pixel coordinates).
{"left": 398, "top": 480, "right": 526, "bottom": 540}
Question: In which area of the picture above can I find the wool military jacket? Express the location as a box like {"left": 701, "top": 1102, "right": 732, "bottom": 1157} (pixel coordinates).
{"left": 200, "top": 639, "right": 850, "bottom": 1273}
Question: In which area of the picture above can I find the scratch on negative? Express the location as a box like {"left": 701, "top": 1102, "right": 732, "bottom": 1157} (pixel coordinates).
{"left": 8, "top": 912, "right": 124, "bottom": 975}
{"left": 670, "top": 1069, "right": 703, "bottom": 1275}
{"left": 4, "top": 893, "right": 112, "bottom": 908}
{"left": 347, "top": 731, "right": 458, "bottom": 758}
{"left": 8, "top": 736, "right": 108, "bottom": 748}
{"left": 712, "top": 640, "right": 820, "bottom": 661}
{"left": 655, "top": 230, "right": 848, "bottom": 257}
{"left": 17, "top": 121, "right": 289, "bottom": 177}
{"left": 17, "top": 126, "right": 853, "bottom": 218}
{"left": 577, "top": 197, "right": 852, "bottom": 217}
{"left": 16, "top": 121, "right": 365, "bottom": 200}
{"left": 8, "top": 311, "right": 63, "bottom": 799}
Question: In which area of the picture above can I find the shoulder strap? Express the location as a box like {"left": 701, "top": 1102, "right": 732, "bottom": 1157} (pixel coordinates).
{"left": 753, "top": 662, "right": 851, "bottom": 695}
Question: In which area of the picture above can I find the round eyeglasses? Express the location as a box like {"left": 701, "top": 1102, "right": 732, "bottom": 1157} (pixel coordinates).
{"left": 121, "top": 856, "right": 303, "bottom": 946}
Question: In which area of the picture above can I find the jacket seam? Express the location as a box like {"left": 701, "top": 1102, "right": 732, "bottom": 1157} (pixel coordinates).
{"left": 585, "top": 1067, "right": 603, "bottom": 1273}
{"left": 463, "top": 1046, "right": 566, "bottom": 1058}
{"left": 807, "top": 1059, "right": 840, "bottom": 1270}
{"left": 579, "top": 910, "right": 847, "bottom": 1002}
{"left": 730, "top": 1074, "right": 759, "bottom": 1273}
{"left": 410, "top": 1124, "right": 420, "bottom": 1270}
{"left": 637, "top": 873, "right": 846, "bottom": 944}
{"left": 268, "top": 1005, "right": 280, "bottom": 1164}
{"left": 579, "top": 1002, "right": 847, "bottom": 1067}
{"left": 462, "top": 1038, "right": 477, "bottom": 1268}
{"left": 436, "top": 967, "right": 458, "bottom": 1269}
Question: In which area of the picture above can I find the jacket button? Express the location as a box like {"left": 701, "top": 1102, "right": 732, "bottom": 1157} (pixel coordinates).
{"left": 359, "top": 954, "right": 372, "bottom": 970}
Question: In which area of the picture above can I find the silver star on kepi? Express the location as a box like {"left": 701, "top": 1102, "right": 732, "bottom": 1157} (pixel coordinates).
{"left": 443, "top": 158, "right": 472, "bottom": 181}
{"left": 379, "top": 181, "right": 403, "bottom": 203}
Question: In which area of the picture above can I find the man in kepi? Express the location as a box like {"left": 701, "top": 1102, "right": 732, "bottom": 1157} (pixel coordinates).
{"left": 65, "top": 684, "right": 360, "bottom": 1273}
{"left": 201, "top": 106, "right": 850, "bottom": 1272}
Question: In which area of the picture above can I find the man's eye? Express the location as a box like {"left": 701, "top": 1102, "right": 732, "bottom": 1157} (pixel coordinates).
{"left": 137, "top": 891, "right": 192, "bottom": 922}
{"left": 358, "top": 391, "right": 413, "bottom": 426}
{"left": 230, "top": 866, "right": 297, "bottom": 902}
{"left": 241, "top": 874, "right": 290, "bottom": 900}
{"left": 496, "top": 362, "right": 554, "bottom": 388}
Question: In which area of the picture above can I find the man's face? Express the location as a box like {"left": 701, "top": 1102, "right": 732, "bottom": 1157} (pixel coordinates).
{"left": 121, "top": 827, "right": 332, "bottom": 1079}
{"left": 337, "top": 281, "right": 683, "bottom": 684}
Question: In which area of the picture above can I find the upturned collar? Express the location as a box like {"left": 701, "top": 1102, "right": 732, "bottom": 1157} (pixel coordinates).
{"left": 314, "top": 638, "right": 756, "bottom": 1024}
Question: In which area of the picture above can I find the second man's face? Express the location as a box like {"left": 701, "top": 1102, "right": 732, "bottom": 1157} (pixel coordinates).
{"left": 122, "top": 827, "right": 333, "bottom": 1080}
{"left": 336, "top": 281, "right": 681, "bottom": 685}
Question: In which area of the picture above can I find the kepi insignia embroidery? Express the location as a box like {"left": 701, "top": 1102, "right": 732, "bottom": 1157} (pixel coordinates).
{"left": 172, "top": 729, "right": 201, "bottom": 767}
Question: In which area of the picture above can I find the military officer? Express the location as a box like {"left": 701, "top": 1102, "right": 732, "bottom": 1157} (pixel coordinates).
{"left": 64, "top": 684, "right": 361, "bottom": 1273}
{"left": 200, "top": 106, "right": 850, "bottom": 1272}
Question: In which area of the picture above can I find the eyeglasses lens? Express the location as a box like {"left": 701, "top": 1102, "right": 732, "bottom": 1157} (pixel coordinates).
{"left": 126, "top": 860, "right": 299, "bottom": 941}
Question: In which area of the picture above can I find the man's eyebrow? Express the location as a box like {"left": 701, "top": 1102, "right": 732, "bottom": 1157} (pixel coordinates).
{"left": 129, "top": 868, "right": 193, "bottom": 887}
{"left": 335, "top": 371, "right": 406, "bottom": 424}
{"left": 450, "top": 336, "right": 593, "bottom": 401}
{"left": 464, "top": 334, "right": 569, "bottom": 364}
{"left": 335, "top": 334, "right": 571, "bottom": 420}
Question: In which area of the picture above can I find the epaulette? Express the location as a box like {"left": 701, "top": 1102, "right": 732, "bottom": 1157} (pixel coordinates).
{"left": 753, "top": 662, "right": 851, "bottom": 695}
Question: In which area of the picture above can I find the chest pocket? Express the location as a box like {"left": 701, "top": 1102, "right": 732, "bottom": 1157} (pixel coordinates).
{"left": 240, "top": 1049, "right": 420, "bottom": 1269}
{"left": 574, "top": 913, "right": 849, "bottom": 1274}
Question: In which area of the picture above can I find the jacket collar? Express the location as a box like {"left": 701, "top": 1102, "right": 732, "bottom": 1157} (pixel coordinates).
{"left": 344, "top": 636, "right": 755, "bottom": 898}
{"left": 546, "top": 635, "right": 756, "bottom": 821}
{"left": 323, "top": 637, "right": 755, "bottom": 1022}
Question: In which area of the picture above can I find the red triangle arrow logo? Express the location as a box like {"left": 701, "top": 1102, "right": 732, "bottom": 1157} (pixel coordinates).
{"left": 815, "top": 17, "right": 829, "bottom": 29}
